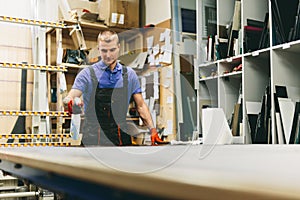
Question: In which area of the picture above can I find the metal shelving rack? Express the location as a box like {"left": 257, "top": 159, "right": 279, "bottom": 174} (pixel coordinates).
{"left": 0, "top": 15, "right": 81, "bottom": 146}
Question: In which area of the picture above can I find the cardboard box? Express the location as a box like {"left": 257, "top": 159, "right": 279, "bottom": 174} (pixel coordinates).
{"left": 67, "top": 0, "right": 99, "bottom": 14}
{"left": 62, "top": 0, "right": 98, "bottom": 22}
{"left": 99, "top": 0, "right": 139, "bottom": 28}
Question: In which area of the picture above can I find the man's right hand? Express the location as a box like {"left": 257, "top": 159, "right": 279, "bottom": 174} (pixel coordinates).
{"left": 63, "top": 97, "right": 83, "bottom": 115}
{"left": 72, "top": 97, "right": 83, "bottom": 114}
{"left": 63, "top": 96, "right": 73, "bottom": 115}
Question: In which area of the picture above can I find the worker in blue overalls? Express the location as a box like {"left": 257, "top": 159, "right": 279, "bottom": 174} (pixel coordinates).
{"left": 64, "top": 30, "right": 165, "bottom": 146}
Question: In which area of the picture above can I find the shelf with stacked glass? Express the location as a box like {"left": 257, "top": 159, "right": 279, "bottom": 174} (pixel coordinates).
{"left": 0, "top": 16, "right": 82, "bottom": 146}
{"left": 0, "top": 61, "right": 81, "bottom": 146}
{"left": 200, "top": 0, "right": 300, "bottom": 145}
{"left": 198, "top": 30, "right": 300, "bottom": 144}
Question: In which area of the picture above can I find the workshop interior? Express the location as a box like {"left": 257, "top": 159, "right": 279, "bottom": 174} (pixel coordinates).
{"left": 0, "top": 0, "right": 300, "bottom": 199}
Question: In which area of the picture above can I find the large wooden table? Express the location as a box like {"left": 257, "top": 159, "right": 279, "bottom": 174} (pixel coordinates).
{"left": 0, "top": 145, "right": 300, "bottom": 199}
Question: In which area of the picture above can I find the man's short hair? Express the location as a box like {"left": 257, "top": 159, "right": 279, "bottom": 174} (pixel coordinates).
{"left": 97, "top": 30, "right": 119, "bottom": 44}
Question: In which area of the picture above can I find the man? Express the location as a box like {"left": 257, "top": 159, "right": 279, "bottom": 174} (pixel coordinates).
{"left": 64, "top": 30, "right": 165, "bottom": 146}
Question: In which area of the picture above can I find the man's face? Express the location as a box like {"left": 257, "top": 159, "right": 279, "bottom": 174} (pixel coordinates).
{"left": 98, "top": 39, "right": 120, "bottom": 66}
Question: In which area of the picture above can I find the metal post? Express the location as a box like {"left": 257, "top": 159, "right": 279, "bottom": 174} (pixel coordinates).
{"left": 171, "top": 0, "right": 183, "bottom": 140}
{"left": 31, "top": 0, "right": 50, "bottom": 134}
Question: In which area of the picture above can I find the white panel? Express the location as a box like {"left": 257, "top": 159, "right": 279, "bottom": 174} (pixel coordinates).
{"left": 0, "top": 0, "right": 32, "bottom": 18}
{"left": 244, "top": 53, "right": 270, "bottom": 102}
{"left": 178, "top": 0, "right": 196, "bottom": 10}
{"left": 245, "top": 101, "right": 261, "bottom": 115}
{"left": 278, "top": 98, "right": 295, "bottom": 143}
{"left": 145, "top": 0, "right": 171, "bottom": 25}
{"left": 217, "top": 0, "right": 236, "bottom": 26}
{"left": 242, "top": 0, "right": 269, "bottom": 26}
{"left": 202, "top": 108, "right": 233, "bottom": 144}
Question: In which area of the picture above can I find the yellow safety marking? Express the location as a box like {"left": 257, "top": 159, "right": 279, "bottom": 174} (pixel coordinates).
{"left": 0, "top": 16, "right": 65, "bottom": 28}
{"left": 0, "top": 134, "right": 72, "bottom": 139}
{"left": 0, "top": 62, "right": 67, "bottom": 72}
{"left": 0, "top": 110, "right": 68, "bottom": 116}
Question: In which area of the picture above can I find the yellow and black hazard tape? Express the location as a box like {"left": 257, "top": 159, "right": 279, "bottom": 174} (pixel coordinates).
{"left": 0, "top": 62, "right": 67, "bottom": 72}
{"left": 0, "top": 16, "right": 65, "bottom": 28}
{"left": 0, "top": 111, "right": 68, "bottom": 117}
{"left": 1, "top": 142, "right": 71, "bottom": 147}
{"left": 0, "top": 134, "right": 70, "bottom": 139}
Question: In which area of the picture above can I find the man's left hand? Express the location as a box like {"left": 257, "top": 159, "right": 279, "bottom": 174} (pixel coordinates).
{"left": 150, "top": 128, "right": 169, "bottom": 145}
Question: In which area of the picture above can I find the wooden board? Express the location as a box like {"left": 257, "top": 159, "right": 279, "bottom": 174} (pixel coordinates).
{"left": 158, "top": 65, "right": 176, "bottom": 139}
{"left": 0, "top": 145, "right": 300, "bottom": 199}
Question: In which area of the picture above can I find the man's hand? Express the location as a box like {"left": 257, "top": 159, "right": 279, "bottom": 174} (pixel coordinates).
{"left": 150, "top": 128, "right": 169, "bottom": 145}
{"left": 63, "top": 97, "right": 83, "bottom": 115}
{"left": 72, "top": 97, "right": 83, "bottom": 114}
{"left": 63, "top": 96, "right": 73, "bottom": 115}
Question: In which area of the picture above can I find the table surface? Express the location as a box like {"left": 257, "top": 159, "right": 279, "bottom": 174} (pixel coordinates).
{"left": 0, "top": 144, "right": 300, "bottom": 199}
